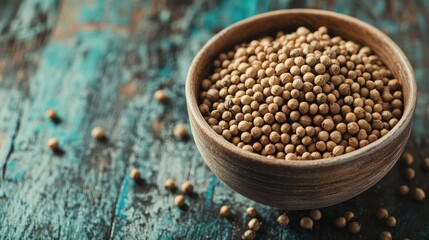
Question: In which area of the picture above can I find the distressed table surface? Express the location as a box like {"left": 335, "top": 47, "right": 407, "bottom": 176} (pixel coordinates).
{"left": 0, "top": 0, "right": 428, "bottom": 239}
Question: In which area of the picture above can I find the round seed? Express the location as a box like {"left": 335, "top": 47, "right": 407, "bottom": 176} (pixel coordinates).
{"left": 309, "top": 209, "right": 322, "bottom": 221}
{"left": 335, "top": 217, "right": 347, "bottom": 229}
{"left": 154, "top": 89, "right": 168, "bottom": 102}
{"left": 277, "top": 213, "right": 290, "bottom": 225}
{"left": 348, "top": 221, "right": 361, "bottom": 234}
{"left": 181, "top": 181, "right": 193, "bottom": 193}
{"left": 164, "top": 178, "right": 176, "bottom": 190}
{"left": 246, "top": 207, "right": 257, "bottom": 218}
{"left": 174, "top": 195, "right": 185, "bottom": 207}
{"left": 91, "top": 127, "right": 106, "bottom": 140}
{"left": 300, "top": 217, "right": 313, "bottom": 230}
{"left": 219, "top": 205, "right": 231, "bottom": 217}
{"left": 47, "top": 138, "right": 59, "bottom": 150}
{"left": 129, "top": 168, "right": 141, "bottom": 180}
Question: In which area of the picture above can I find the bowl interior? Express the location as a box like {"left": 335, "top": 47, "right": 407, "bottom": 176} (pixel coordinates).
{"left": 187, "top": 9, "right": 416, "bottom": 166}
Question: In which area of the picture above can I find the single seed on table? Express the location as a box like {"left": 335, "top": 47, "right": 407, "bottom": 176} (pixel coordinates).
{"left": 45, "top": 108, "right": 58, "bottom": 120}
{"left": 129, "top": 168, "right": 141, "bottom": 180}
{"left": 300, "top": 217, "right": 313, "bottom": 230}
{"left": 181, "top": 181, "right": 193, "bottom": 193}
{"left": 399, "top": 184, "right": 410, "bottom": 195}
{"left": 173, "top": 124, "right": 188, "bottom": 139}
{"left": 376, "top": 208, "right": 389, "bottom": 220}
{"left": 91, "top": 127, "right": 106, "bottom": 140}
{"left": 47, "top": 138, "right": 59, "bottom": 150}
{"left": 402, "top": 151, "right": 413, "bottom": 165}
{"left": 385, "top": 216, "right": 397, "bottom": 227}
{"left": 309, "top": 209, "right": 322, "bottom": 221}
{"left": 335, "top": 217, "right": 347, "bottom": 229}
{"left": 413, "top": 187, "right": 426, "bottom": 201}
{"left": 277, "top": 214, "right": 290, "bottom": 225}
{"left": 164, "top": 178, "right": 176, "bottom": 190}
{"left": 423, "top": 157, "right": 429, "bottom": 170}
{"left": 404, "top": 167, "right": 415, "bottom": 180}
{"left": 344, "top": 211, "right": 355, "bottom": 222}
{"left": 246, "top": 207, "right": 257, "bottom": 218}
{"left": 248, "top": 218, "right": 261, "bottom": 231}
{"left": 379, "top": 231, "right": 392, "bottom": 240}
{"left": 154, "top": 89, "right": 168, "bottom": 102}
{"left": 242, "top": 229, "right": 256, "bottom": 240}
{"left": 348, "top": 221, "right": 361, "bottom": 234}
{"left": 219, "top": 205, "right": 231, "bottom": 217}
{"left": 174, "top": 195, "right": 185, "bottom": 207}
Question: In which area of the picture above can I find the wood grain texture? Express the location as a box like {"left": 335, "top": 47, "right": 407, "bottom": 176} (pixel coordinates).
{"left": 0, "top": 0, "right": 428, "bottom": 239}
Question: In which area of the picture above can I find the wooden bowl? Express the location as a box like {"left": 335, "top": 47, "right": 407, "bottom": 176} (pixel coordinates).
{"left": 186, "top": 9, "right": 417, "bottom": 209}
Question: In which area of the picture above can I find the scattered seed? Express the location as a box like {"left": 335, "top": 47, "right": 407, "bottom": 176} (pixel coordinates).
{"left": 47, "top": 138, "right": 59, "bottom": 150}
{"left": 348, "top": 221, "right": 361, "bottom": 234}
{"left": 277, "top": 214, "right": 290, "bottom": 225}
{"left": 154, "top": 89, "right": 168, "bottom": 102}
{"left": 91, "top": 127, "right": 106, "bottom": 140}
{"left": 246, "top": 207, "right": 257, "bottom": 218}
{"left": 385, "top": 216, "right": 397, "bottom": 227}
{"left": 399, "top": 185, "right": 410, "bottom": 195}
{"left": 422, "top": 157, "right": 429, "bottom": 170}
{"left": 404, "top": 167, "right": 415, "bottom": 180}
{"left": 173, "top": 124, "right": 188, "bottom": 139}
{"left": 300, "top": 217, "right": 313, "bottom": 230}
{"left": 309, "top": 209, "right": 322, "bottom": 221}
{"left": 248, "top": 218, "right": 261, "bottom": 231}
{"left": 413, "top": 187, "right": 426, "bottom": 201}
{"left": 402, "top": 152, "right": 413, "bottom": 165}
{"left": 219, "top": 205, "right": 231, "bottom": 217}
{"left": 344, "top": 211, "right": 355, "bottom": 222}
{"left": 376, "top": 208, "right": 389, "bottom": 220}
{"left": 335, "top": 217, "right": 347, "bottom": 229}
{"left": 379, "top": 231, "right": 392, "bottom": 240}
{"left": 45, "top": 108, "right": 58, "bottom": 120}
{"left": 129, "top": 168, "right": 141, "bottom": 180}
{"left": 164, "top": 178, "right": 176, "bottom": 190}
{"left": 242, "top": 229, "right": 256, "bottom": 240}
{"left": 174, "top": 195, "right": 185, "bottom": 207}
{"left": 181, "top": 181, "right": 193, "bottom": 193}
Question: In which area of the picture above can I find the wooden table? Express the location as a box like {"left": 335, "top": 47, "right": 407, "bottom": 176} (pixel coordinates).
{"left": 0, "top": 0, "right": 428, "bottom": 239}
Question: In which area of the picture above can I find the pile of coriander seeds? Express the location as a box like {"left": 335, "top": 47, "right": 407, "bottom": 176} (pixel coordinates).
{"left": 199, "top": 26, "right": 403, "bottom": 160}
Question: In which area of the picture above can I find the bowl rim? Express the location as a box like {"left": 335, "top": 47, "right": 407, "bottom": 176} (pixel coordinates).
{"left": 186, "top": 9, "right": 417, "bottom": 169}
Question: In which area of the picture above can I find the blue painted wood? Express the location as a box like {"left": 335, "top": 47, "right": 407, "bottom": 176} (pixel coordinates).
{"left": 0, "top": 0, "right": 428, "bottom": 239}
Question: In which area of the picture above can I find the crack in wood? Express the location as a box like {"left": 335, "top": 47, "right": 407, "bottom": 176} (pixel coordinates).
{"left": 2, "top": 108, "right": 22, "bottom": 180}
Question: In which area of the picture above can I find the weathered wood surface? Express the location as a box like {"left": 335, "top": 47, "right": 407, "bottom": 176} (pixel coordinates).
{"left": 0, "top": 0, "right": 428, "bottom": 239}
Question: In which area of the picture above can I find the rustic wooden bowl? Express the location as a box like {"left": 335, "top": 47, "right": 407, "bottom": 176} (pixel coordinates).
{"left": 186, "top": 9, "right": 417, "bottom": 209}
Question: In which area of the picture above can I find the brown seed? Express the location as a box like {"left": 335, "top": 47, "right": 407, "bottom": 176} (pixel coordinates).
{"left": 246, "top": 207, "right": 257, "bottom": 218}
{"left": 91, "top": 127, "right": 106, "bottom": 140}
{"left": 348, "top": 221, "right": 361, "bottom": 234}
{"left": 242, "top": 230, "right": 256, "bottom": 240}
{"left": 344, "top": 211, "right": 355, "bottom": 222}
{"left": 45, "top": 108, "right": 58, "bottom": 120}
{"left": 413, "top": 187, "right": 426, "bottom": 201}
{"left": 248, "top": 218, "right": 261, "bottom": 231}
{"left": 422, "top": 157, "right": 429, "bottom": 170}
{"left": 164, "top": 178, "right": 177, "bottom": 190}
{"left": 379, "top": 231, "right": 392, "bottom": 240}
{"left": 174, "top": 195, "right": 185, "bottom": 207}
{"left": 402, "top": 152, "right": 413, "bottom": 165}
{"left": 154, "top": 89, "right": 168, "bottom": 102}
{"left": 181, "top": 181, "right": 193, "bottom": 193}
{"left": 404, "top": 167, "right": 415, "bottom": 180}
{"left": 309, "top": 209, "right": 322, "bottom": 221}
{"left": 47, "top": 138, "right": 59, "bottom": 150}
{"left": 129, "top": 168, "right": 141, "bottom": 180}
{"left": 385, "top": 216, "right": 396, "bottom": 227}
{"left": 399, "top": 185, "right": 410, "bottom": 195}
{"left": 219, "top": 205, "right": 231, "bottom": 217}
{"left": 335, "top": 217, "right": 347, "bottom": 229}
{"left": 173, "top": 124, "right": 188, "bottom": 139}
{"left": 300, "top": 217, "right": 313, "bottom": 230}
{"left": 376, "top": 208, "right": 389, "bottom": 220}
{"left": 277, "top": 213, "right": 290, "bottom": 225}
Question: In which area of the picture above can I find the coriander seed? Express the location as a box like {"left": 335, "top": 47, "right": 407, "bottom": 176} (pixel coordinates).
{"left": 91, "top": 127, "right": 106, "bottom": 140}
{"left": 385, "top": 216, "right": 397, "bottom": 227}
{"left": 402, "top": 151, "right": 413, "bottom": 165}
{"left": 344, "top": 211, "right": 355, "bottom": 222}
{"left": 47, "top": 138, "right": 59, "bottom": 150}
{"left": 219, "top": 205, "right": 231, "bottom": 217}
{"left": 173, "top": 124, "right": 188, "bottom": 139}
{"left": 413, "top": 187, "right": 426, "bottom": 201}
{"left": 399, "top": 185, "right": 410, "bottom": 195}
{"left": 404, "top": 167, "right": 415, "bottom": 180}
{"left": 379, "top": 231, "right": 392, "bottom": 240}
{"left": 242, "top": 230, "right": 256, "bottom": 240}
{"left": 376, "top": 208, "right": 389, "bottom": 220}
{"left": 248, "top": 218, "right": 261, "bottom": 231}
{"left": 45, "top": 108, "right": 58, "bottom": 120}
{"left": 129, "top": 168, "right": 141, "bottom": 180}
{"left": 154, "top": 89, "right": 168, "bottom": 102}
{"left": 335, "top": 217, "right": 347, "bottom": 229}
{"left": 174, "top": 195, "right": 185, "bottom": 207}
{"left": 300, "top": 217, "right": 313, "bottom": 230}
{"left": 422, "top": 157, "right": 429, "bottom": 170}
{"left": 348, "top": 221, "right": 361, "bottom": 234}
{"left": 164, "top": 178, "right": 176, "bottom": 190}
{"left": 277, "top": 214, "right": 290, "bottom": 225}
{"left": 181, "top": 181, "right": 193, "bottom": 193}
{"left": 246, "top": 207, "right": 257, "bottom": 218}
{"left": 309, "top": 209, "right": 322, "bottom": 221}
